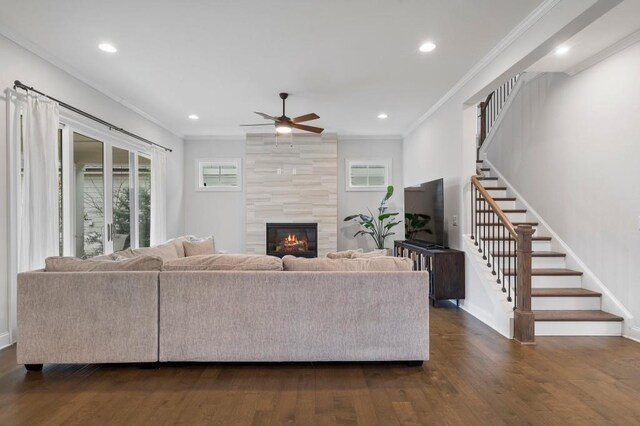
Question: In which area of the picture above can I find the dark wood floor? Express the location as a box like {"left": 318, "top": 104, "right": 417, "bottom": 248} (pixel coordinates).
{"left": 1, "top": 305, "right": 639, "bottom": 425}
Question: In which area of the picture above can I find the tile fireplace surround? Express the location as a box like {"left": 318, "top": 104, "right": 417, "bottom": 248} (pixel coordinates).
{"left": 246, "top": 133, "right": 338, "bottom": 256}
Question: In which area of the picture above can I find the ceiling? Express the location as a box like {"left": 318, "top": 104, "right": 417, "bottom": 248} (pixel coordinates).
{"left": 0, "top": 0, "right": 543, "bottom": 137}
{"left": 528, "top": 0, "right": 640, "bottom": 73}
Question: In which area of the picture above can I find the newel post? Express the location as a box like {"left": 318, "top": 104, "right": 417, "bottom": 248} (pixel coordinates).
{"left": 514, "top": 224, "right": 536, "bottom": 344}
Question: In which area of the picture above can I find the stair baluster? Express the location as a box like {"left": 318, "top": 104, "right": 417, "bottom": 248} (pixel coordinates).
{"left": 471, "top": 175, "right": 534, "bottom": 343}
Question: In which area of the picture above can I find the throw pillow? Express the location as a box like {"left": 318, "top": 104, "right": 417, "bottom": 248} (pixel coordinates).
{"left": 351, "top": 249, "right": 388, "bottom": 259}
{"left": 183, "top": 237, "right": 216, "bottom": 257}
{"left": 326, "top": 249, "right": 363, "bottom": 259}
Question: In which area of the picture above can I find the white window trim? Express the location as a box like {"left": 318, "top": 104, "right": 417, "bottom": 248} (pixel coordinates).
{"left": 195, "top": 158, "right": 243, "bottom": 192}
{"left": 345, "top": 158, "right": 392, "bottom": 192}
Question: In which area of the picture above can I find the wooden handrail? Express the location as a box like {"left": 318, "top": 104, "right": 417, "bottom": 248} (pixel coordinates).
{"left": 480, "top": 92, "right": 494, "bottom": 113}
{"left": 471, "top": 175, "right": 516, "bottom": 238}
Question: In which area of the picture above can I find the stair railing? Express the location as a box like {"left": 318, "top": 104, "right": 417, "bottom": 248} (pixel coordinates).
{"left": 470, "top": 175, "right": 534, "bottom": 343}
{"left": 477, "top": 74, "right": 520, "bottom": 154}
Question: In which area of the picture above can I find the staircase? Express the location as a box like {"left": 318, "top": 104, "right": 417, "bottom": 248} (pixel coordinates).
{"left": 471, "top": 161, "right": 623, "bottom": 337}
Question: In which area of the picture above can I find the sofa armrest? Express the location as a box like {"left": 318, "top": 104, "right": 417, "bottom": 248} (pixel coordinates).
{"left": 17, "top": 271, "right": 159, "bottom": 364}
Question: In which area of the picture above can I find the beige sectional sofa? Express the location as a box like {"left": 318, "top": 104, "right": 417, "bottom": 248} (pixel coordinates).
{"left": 17, "top": 240, "right": 429, "bottom": 370}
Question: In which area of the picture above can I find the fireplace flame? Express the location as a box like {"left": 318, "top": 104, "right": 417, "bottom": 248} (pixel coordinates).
{"left": 286, "top": 234, "right": 299, "bottom": 243}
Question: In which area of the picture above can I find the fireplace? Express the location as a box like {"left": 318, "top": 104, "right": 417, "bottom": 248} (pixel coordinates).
{"left": 266, "top": 223, "right": 318, "bottom": 258}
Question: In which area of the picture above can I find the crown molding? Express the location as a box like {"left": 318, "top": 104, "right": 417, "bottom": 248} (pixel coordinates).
{"left": 402, "top": 0, "right": 562, "bottom": 138}
{"left": 183, "top": 134, "right": 246, "bottom": 142}
{"left": 565, "top": 28, "right": 640, "bottom": 76}
{"left": 0, "top": 28, "right": 184, "bottom": 140}
{"left": 337, "top": 134, "right": 402, "bottom": 142}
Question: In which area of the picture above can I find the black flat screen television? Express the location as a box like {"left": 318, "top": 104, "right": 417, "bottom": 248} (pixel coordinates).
{"left": 404, "top": 178, "right": 445, "bottom": 247}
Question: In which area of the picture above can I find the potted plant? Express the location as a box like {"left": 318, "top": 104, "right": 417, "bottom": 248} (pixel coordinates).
{"left": 344, "top": 185, "right": 402, "bottom": 250}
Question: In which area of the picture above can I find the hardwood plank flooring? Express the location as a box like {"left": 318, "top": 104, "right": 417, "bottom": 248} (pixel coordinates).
{"left": 0, "top": 303, "right": 639, "bottom": 425}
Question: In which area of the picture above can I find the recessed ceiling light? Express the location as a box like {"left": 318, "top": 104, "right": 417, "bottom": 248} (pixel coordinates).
{"left": 378, "top": 113, "right": 388, "bottom": 119}
{"left": 188, "top": 114, "right": 199, "bottom": 120}
{"left": 419, "top": 41, "right": 436, "bottom": 53}
{"left": 555, "top": 45, "right": 570, "bottom": 55}
{"left": 98, "top": 43, "right": 117, "bottom": 53}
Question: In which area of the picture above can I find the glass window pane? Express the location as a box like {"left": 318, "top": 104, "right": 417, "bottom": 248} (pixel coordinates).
{"left": 113, "top": 147, "right": 132, "bottom": 251}
{"left": 138, "top": 155, "right": 152, "bottom": 248}
{"left": 73, "top": 133, "right": 104, "bottom": 258}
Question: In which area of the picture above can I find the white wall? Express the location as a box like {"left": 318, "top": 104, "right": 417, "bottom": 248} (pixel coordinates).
{"left": 182, "top": 136, "right": 404, "bottom": 253}
{"left": 401, "top": 0, "right": 611, "bottom": 332}
{"left": 338, "top": 137, "right": 404, "bottom": 251}
{"left": 182, "top": 138, "right": 246, "bottom": 253}
{"left": 486, "top": 42, "right": 640, "bottom": 338}
{"left": 0, "top": 35, "right": 184, "bottom": 347}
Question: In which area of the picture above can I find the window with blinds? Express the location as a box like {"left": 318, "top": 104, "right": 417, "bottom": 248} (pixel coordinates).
{"left": 196, "top": 158, "right": 242, "bottom": 191}
{"left": 346, "top": 159, "right": 391, "bottom": 191}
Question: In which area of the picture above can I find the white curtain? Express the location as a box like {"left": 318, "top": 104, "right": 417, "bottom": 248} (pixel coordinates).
{"left": 150, "top": 146, "right": 167, "bottom": 245}
{"left": 14, "top": 93, "right": 60, "bottom": 272}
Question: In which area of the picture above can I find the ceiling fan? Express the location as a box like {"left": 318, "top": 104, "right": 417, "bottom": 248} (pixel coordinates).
{"left": 241, "top": 93, "right": 323, "bottom": 134}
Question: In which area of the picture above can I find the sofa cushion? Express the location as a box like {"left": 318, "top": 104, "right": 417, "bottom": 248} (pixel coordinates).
{"left": 350, "top": 249, "right": 388, "bottom": 259}
{"left": 45, "top": 255, "right": 163, "bottom": 272}
{"left": 130, "top": 241, "right": 180, "bottom": 261}
{"left": 183, "top": 237, "right": 216, "bottom": 257}
{"left": 163, "top": 254, "right": 283, "bottom": 271}
{"left": 282, "top": 255, "right": 413, "bottom": 271}
{"left": 326, "top": 249, "right": 363, "bottom": 259}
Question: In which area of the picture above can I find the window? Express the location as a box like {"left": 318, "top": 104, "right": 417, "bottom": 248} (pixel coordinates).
{"left": 346, "top": 159, "right": 391, "bottom": 191}
{"left": 137, "top": 155, "right": 152, "bottom": 248}
{"left": 196, "top": 158, "right": 242, "bottom": 191}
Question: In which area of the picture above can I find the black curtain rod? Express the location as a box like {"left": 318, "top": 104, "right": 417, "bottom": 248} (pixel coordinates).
{"left": 13, "top": 80, "right": 172, "bottom": 153}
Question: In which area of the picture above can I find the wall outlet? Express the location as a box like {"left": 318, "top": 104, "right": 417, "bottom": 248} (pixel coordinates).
{"left": 452, "top": 215, "right": 458, "bottom": 226}
{"left": 292, "top": 168, "right": 297, "bottom": 175}
{"left": 277, "top": 168, "right": 282, "bottom": 175}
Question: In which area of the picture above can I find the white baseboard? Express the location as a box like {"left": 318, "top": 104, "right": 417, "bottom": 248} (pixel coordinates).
{"left": 0, "top": 332, "right": 11, "bottom": 351}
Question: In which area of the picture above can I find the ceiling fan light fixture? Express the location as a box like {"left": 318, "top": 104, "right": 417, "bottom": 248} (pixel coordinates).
{"left": 276, "top": 124, "right": 292, "bottom": 134}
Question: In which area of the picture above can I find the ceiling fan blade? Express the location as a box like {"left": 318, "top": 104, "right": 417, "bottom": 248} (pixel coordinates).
{"left": 240, "top": 123, "right": 275, "bottom": 127}
{"left": 254, "top": 112, "right": 277, "bottom": 120}
{"left": 291, "top": 113, "right": 320, "bottom": 123}
{"left": 292, "top": 123, "right": 324, "bottom": 134}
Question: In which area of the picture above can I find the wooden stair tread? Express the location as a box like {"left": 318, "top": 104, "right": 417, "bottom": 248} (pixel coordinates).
{"left": 504, "top": 268, "right": 582, "bottom": 276}
{"left": 492, "top": 251, "right": 566, "bottom": 258}
{"left": 484, "top": 186, "right": 507, "bottom": 191}
{"left": 480, "top": 167, "right": 491, "bottom": 171}
{"left": 477, "top": 221, "right": 538, "bottom": 227}
{"left": 477, "top": 209, "right": 526, "bottom": 213}
{"left": 533, "top": 310, "right": 623, "bottom": 322}
{"left": 532, "top": 288, "right": 601, "bottom": 297}
{"left": 476, "top": 160, "right": 484, "bottom": 163}
{"left": 477, "top": 177, "right": 498, "bottom": 181}
{"left": 482, "top": 236, "right": 551, "bottom": 241}
{"left": 477, "top": 197, "right": 516, "bottom": 201}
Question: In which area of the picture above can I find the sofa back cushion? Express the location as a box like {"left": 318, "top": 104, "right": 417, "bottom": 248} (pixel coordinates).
{"left": 350, "top": 249, "right": 388, "bottom": 259}
{"left": 163, "top": 254, "right": 283, "bottom": 271}
{"left": 45, "top": 255, "right": 163, "bottom": 272}
{"left": 326, "top": 249, "right": 363, "bottom": 259}
{"left": 282, "top": 255, "right": 413, "bottom": 271}
{"left": 183, "top": 237, "right": 216, "bottom": 257}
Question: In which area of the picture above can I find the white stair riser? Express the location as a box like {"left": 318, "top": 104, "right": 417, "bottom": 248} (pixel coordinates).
{"left": 532, "top": 275, "right": 583, "bottom": 288}
{"left": 532, "top": 297, "right": 601, "bottom": 310}
{"left": 472, "top": 239, "right": 551, "bottom": 251}
{"left": 535, "top": 321, "right": 622, "bottom": 336}
{"left": 504, "top": 212, "right": 528, "bottom": 222}
{"left": 476, "top": 228, "right": 538, "bottom": 239}
{"left": 531, "top": 257, "right": 566, "bottom": 269}
{"left": 495, "top": 200, "right": 516, "bottom": 209}
{"left": 479, "top": 180, "right": 501, "bottom": 188}
{"left": 483, "top": 189, "right": 507, "bottom": 198}
{"left": 487, "top": 256, "right": 565, "bottom": 269}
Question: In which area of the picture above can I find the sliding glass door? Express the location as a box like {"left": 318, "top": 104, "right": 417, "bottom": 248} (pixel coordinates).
{"left": 56, "top": 126, "right": 153, "bottom": 258}
{"left": 72, "top": 133, "right": 105, "bottom": 258}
